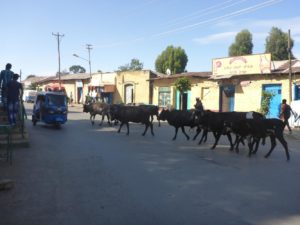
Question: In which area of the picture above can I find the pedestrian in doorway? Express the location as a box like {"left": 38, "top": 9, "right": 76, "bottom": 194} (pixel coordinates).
{"left": 7, "top": 73, "right": 23, "bottom": 126}
{"left": 0, "top": 63, "right": 14, "bottom": 110}
{"left": 280, "top": 99, "right": 295, "bottom": 134}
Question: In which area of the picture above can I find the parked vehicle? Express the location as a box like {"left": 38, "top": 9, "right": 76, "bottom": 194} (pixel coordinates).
{"left": 32, "top": 91, "right": 68, "bottom": 128}
{"left": 23, "top": 90, "right": 37, "bottom": 103}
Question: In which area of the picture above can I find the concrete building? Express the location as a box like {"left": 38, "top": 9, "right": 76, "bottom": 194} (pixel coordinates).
{"left": 114, "top": 70, "right": 158, "bottom": 105}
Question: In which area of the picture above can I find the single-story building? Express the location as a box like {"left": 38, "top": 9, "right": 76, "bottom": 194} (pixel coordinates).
{"left": 150, "top": 72, "right": 215, "bottom": 110}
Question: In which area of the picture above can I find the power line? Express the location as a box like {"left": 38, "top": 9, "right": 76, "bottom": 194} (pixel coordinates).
{"left": 152, "top": 0, "right": 282, "bottom": 38}
{"left": 163, "top": 0, "right": 249, "bottom": 28}
{"left": 162, "top": 0, "right": 235, "bottom": 27}
{"left": 92, "top": 0, "right": 282, "bottom": 49}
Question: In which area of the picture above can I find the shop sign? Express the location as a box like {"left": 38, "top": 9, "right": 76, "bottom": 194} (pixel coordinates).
{"left": 212, "top": 53, "right": 271, "bottom": 77}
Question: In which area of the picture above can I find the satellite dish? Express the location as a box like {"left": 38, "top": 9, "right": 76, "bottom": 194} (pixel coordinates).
{"left": 166, "top": 68, "right": 171, "bottom": 75}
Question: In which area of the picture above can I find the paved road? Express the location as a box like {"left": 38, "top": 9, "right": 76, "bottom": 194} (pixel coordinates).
{"left": 1, "top": 104, "right": 300, "bottom": 225}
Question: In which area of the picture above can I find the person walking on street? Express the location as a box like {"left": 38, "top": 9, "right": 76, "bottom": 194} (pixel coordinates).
{"left": 280, "top": 99, "right": 295, "bottom": 134}
{"left": 7, "top": 73, "right": 23, "bottom": 126}
{"left": 0, "top": 63, "right": 14, "bottom": 110}
{"left": 194, "top": 97, "right": 204, "bottom": 112}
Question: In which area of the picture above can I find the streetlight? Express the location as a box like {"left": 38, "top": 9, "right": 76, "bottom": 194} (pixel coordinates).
{"left": 73, "top": 44, "right": 92, "bottom": 78}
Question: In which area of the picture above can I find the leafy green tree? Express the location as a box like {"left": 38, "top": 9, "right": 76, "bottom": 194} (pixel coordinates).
{"left": 265, "top": 27, "right": 294, "bottom": 60}
{"left": 260, "top": 91, "right": 274, "bottom": 116}
{"left": 174, "top": 77, "right": 191, "bottom": 110}
{"left": 155, "top": 45, "right": 188, "bottom": 75}
{"left": 229, "top": 29, "right": 253, "bottom": 56}
{"left": 69, "top": 65, "right": 86, "bottom": 74}
{"left": 118, "top": 58, "right": 143, "bottom": 71}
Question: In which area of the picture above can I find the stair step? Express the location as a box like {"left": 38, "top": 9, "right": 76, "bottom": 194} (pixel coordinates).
{"left": 0, "top": 138, "right": 30, "bottom": 148}
{"left": 0, "top": 132, "right": 28, "bottom": 141}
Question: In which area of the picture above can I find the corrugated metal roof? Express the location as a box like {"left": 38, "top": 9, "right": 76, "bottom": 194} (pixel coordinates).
{"left": 150, "top": 71, "right": 212, "bottom": 80}
{"left": 35, "top": 73, "right": 91, "bottom": 84}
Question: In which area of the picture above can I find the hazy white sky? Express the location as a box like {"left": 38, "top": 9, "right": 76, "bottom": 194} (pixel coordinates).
{"left": 0, "top": 0, "right": 299, "bottom": 78}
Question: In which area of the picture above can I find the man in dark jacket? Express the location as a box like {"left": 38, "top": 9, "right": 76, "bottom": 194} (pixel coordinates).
{"left": 280, "top": 99, "right": 294, "bottom": 134}
{"left": 0, "top": 63, "right": 14, "bottom": 110}
{"left": 7, "top": 73, "right": 23, "bottom": 125}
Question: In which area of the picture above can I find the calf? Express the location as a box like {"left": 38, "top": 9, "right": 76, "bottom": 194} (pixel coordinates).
{"left": 83, "top": 102, "right": 111, "bottom": 126}
{"left": 110, "top": 105, "right": 154, "bottom": 136}
{"left": 158, "top": 109, "right": 197, "bottom": 140}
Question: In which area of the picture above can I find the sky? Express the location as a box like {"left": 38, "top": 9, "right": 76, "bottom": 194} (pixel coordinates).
{"left": 1, "top": 0, "right": 300, "bottom": 79}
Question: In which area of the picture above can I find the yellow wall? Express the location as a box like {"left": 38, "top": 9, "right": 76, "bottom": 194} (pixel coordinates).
{"left": 114, "top": 70, "right": 152, "bottom": 104}
{"left": 153, "top": 77, "right": 219, "bottom": 110}
{"left": 234, "top": 75, "right": 297, "bottom": 112}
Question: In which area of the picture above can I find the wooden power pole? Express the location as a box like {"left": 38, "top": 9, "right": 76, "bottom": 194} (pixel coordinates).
{"left": 52, "top": 32, "right": 65, "bottom": 90}
{"left": 288, "top": 29, "right": 292, "bottom": 104}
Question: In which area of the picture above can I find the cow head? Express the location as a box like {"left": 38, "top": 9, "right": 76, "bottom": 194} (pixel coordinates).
{"left": 158, "top": 109, "right": 169, "bottom": 121}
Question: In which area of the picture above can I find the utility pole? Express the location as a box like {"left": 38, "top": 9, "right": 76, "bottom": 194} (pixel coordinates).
{"left": 86, "top": 44, "right": 93, "bottom": 78}
{"left": 288, "top": 29, "right": 292, "bottom": 104}
{"left": 52, "top": 32, "right": 65, "bottom": 89}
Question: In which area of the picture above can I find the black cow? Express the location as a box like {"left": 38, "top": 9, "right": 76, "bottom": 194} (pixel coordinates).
{"left": 83, "top": 102, "right": 111, "bottom": 126}
{"left": 158, "top": 109, "right": 197, "bottom": 140}
{"left": 195, "top": 110, "right": 265, "bottom": 150}
{"left": 138, "top": 104, "right": 160, "bottom": 126}
{"left": 225, "top": 118, "right": 289, "bottom": 160}
{"left": 110, "top": 105, "right": 154, "bottom": 136}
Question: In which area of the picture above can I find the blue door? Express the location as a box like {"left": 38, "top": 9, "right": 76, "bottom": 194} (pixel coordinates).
{"left": 176, "top": 91, "right": 180, "bottom": 110}
{"left": 176, "top": 90, "right": 191, "bottom": 110}
{"left": 263, "top": 84, "right": 282, "bottom": 118}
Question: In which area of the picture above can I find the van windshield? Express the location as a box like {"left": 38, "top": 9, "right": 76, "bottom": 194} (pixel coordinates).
{"left": 47, "top": 94, "right": 66, "bottom": 107}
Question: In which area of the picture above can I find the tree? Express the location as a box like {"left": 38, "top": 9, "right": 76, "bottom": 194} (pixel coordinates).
{"left": 229, "top": 29, "right": 253, "bottom": 56}
{"left": 174, "top": 77, "right": 191, "bottom": 110}
{"left": 118, "top": 58, "right": 144, "bottom": 71}
{"left": 155, "top": 45, "right": 188, "bottom": 75}
{"left": 260, "top": 91, "right": 274, "bottom": 116}
{"left": 265, "top": 27, "right": 294, "bottom": 60}
{"left": 69, "top": 65, "right": 86, "bottom": 74}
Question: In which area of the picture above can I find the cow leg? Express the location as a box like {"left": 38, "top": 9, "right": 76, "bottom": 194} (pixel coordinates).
{"left": 99, "top": 114, "right": 104, "bottom": 126}
{"left": 193, "top": 126, "right": 201, "bottom": 140}
{"left": 261, "top": 137, "right": 266, "bottom": 145}
{"left": 107, "top": 114, "right": 112, "bottom": 126}
{"left": 251, "top": 138, "right": 261, "bottom": 154}
{"left": 198, "top": 129, "right": 207, "bottom": 144}
{"left": 181, "top": 126, "right": 190, "bottom": 140}
{"left": 150, "top": 123, "right": 154, "bottom": 136}
{"left": 126, "top": 123, "right": 130, "bottom": 135}
{"left": 248, "top": 137, "right": 258, "bottom": 157}
{"left": 118, "top": 122, "right": 124, "bottom": 133}
{"left": 150, "top": 115, "right": 154, "bottom": 124}
{"left": 226, "top": 133, "right": 234, "bottom": 151}
{"left": 90, "top": 114, "right": 95, "bottom": 125}
{"left": 276, "top": 133, "right": 290, "bottom": 161}
{"left": 264, "top": 135, "right": 276, "bottom": 159}
{"left": 172, "top": 127, "right": 179, "bottom": 140}
{"left": 157, "top": 116, "right": 161, "bottom": 127}
{"left": 203, "top": 130, "right": 208, "bottom": 143}
{"left": 234, "top": 135, "right": 241, "bottom": 152}
{"left": 142, "top": 123, "right": 149, "bottom": 136}
{"left": 211, "top": 132, "right": 222, "bottom": 150}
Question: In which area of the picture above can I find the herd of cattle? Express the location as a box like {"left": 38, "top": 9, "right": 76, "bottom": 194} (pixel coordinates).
{"left": 83, "top": 102, "right": 290, "bottom": 161}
